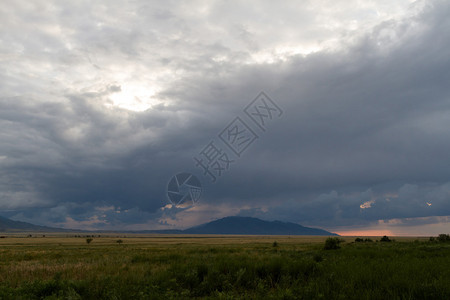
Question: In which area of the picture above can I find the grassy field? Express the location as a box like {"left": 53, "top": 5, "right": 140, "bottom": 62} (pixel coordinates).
{"left": 0, "top": 234, "right": 449, "bottom": 299}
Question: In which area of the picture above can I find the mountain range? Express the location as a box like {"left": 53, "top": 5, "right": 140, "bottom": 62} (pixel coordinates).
{"left": 0, "top": 215, "right": 71, "bottom": 232}
{"left": 181, "top": 216, "right": 337, "bottom": 235}
{"left": 0, "top": 215, "right": 337, "bottom": 235}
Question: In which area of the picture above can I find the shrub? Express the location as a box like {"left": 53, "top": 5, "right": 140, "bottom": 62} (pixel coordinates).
{"left": 355, "top": 238, "right": 373, "bottom": 243}
{"left": 86, "top": 238, "right": 93, "bottom": 244}
{"left": 272, "top": 241, "right": 278, "bottom": 247}
{"left": 116, "top": 239, "right": 123, "bottom": 244}
{"left": 380, "top": 236, "right": 391, "bottom": 242}
{"left": 437, "top": 234, "right": 450, "bottom": 242}
{"left": 324, "top": 237, "right": 341, "bottom": 250}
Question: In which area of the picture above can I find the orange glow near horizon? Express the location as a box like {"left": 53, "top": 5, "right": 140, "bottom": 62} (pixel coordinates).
{"left": 335, "top": 229, "right": 394, "bottom": 236}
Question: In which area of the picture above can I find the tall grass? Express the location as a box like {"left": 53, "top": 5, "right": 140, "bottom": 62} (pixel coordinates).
{"left": 0, "top": 236, "right": 449, "bottom": 299}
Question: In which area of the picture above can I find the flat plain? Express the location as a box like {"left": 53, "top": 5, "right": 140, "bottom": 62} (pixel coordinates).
{"left": 0, "top": 234, "right": 449, "bottom": 299}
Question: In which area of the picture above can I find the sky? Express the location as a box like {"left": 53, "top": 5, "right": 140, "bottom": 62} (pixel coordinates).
{"left": 1, "top": 0, "right": 450, "bottom": 236}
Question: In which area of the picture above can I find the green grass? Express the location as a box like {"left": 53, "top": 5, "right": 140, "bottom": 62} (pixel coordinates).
{"left": 0, "top": 235, "right": 449, "bottom": 299}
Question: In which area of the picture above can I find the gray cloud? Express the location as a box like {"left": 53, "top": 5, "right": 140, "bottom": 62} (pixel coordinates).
{"left": 1, "top": 0, "right": 449, "bottom": 233}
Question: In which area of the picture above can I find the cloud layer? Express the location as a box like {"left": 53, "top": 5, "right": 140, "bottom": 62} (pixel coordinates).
{"left": 1, "top": 0, "right": 449, "bottom": 234}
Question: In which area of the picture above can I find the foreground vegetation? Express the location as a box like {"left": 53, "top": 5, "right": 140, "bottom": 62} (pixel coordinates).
{"left": 0, "top": 235, "right": 449, "bottom": 299}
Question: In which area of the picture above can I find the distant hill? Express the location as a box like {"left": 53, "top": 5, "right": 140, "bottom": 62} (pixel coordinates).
{"left": 0, "top": 215, "right": 338, "bottom": 235}
{"left": 182, "top": 216, "right": 338, "bottom": 236}
{"left": 0, "top": 216, "right": 71, "bottom": 232}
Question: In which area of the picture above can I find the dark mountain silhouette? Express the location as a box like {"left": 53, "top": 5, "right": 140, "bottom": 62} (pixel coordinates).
{"left": 0, "top": 215, "right": 338, "bottom": 235}
{"left": 182, "top": 216, "right": 338, "bottom": 235}
{"left": 0, "top": 216, "right": 72, "bottom": 232}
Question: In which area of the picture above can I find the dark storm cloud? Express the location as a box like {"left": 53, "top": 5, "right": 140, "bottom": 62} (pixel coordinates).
{"left": 1, "top": 0, "right": 449, "bottom": 231}
{"left": 175, "top": 0, "right": 450, "bottom": 228}
{"left": 237, "top": 182, "right": 450, "bottom": 228}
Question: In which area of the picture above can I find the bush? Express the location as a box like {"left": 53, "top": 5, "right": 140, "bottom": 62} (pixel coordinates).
{"left": 86, "top": 238, "right": 93, "bottom": 244}
{"left": 272, "top": 241, "right": 278, "bottom": 247}
{"left": 116, "top": 239, "right": 123, "bottom": 244}
{"left": 355, "top": 238, "right": 373, "bottom": 243}
{"left": 324, "top": 237, "right": 341, "bottom": 250}
{"left": 380, "top": 236, "right": 391, "bottom": 242}
{"left": 437, "top": 234, "right": 450, "bottom": 242}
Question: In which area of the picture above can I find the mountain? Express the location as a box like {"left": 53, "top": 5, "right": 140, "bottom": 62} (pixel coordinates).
{"left": 0, "top": 216, "right": 71, "bottom": 232}
{"left": 0, "top": 215, "right": 338, "bottom": 235}
{"left": 183, "top": 216, "right": 338, "bottom": 236}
